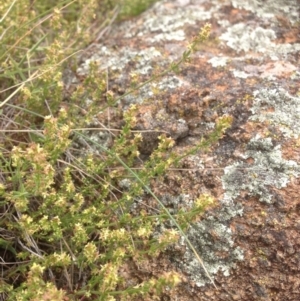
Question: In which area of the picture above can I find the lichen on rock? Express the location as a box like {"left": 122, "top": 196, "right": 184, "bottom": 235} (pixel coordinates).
{"left": 231, "top": 0, "right": 300, "bottom": 24}
{"left": 76, "top": 0, "right": 300, "bottom": 298}
{"left": 222, "top": 136, "right": 299, "bottom": 204}
{"left": 250, "top": 88, "right": 300, "bottom": 139}
{"left": 178, "top": 202, "right": 244, "bottom": 287}
{"left": 220, "top": 25, "right": 277, "bottom": 54}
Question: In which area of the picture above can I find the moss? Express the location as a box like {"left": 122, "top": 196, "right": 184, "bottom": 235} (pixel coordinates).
{"left": 118, "top": 0, "right": 159, "bottom": 19}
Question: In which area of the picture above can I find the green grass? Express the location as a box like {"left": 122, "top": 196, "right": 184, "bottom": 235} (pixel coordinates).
{"left": 0, "top": 1, "right": 231, "bottom": 300}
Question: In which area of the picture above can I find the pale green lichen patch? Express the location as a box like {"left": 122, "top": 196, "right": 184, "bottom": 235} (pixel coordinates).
{"left": 178, "top": 202, "right": 244, "bottom": 287}
{"left": 220, "top": 0, "right": 300, "bottom": 56}
{"left": 231, "top": 0, "right": 300, "bottom": 24}
{"left": 77, "top": 46, "right": 162, "bottom": 75}
{"left": 220, "top": 25, "right": 276, "bottom": 54}
{"left": 77, "top": 43, "right": 188, "bottom": 105}
{"left": 250, "top": 88, "right": 300, "bottom": 139}
{"left": 220, "top": 23, "right": 300, "bottom": 55}
{"left": 208, "top": 56, "right": 228, "bottom": 67}
{"left": 232, "top": 69, "right": 249, "bottom": 79}
{"left": 122, "top": 75, "right": 187, "bottom": 105}
{"left": 119, "top": 1, "right": 217, "bottom": 41}
{"left": 222, "top": 136, "right": 299, "bottom": 204}
{"left": 153, "top": 191, "right": 245, "bottom": 287}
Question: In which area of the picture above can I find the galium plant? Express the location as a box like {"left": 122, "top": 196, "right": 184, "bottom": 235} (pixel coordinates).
{"left": 0, "top": 0, "right": 231, "bottom": 300}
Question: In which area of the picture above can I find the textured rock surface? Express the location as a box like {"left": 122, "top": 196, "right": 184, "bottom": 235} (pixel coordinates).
{"left": 78, "top": 0, "right": 300, "bottom": 300}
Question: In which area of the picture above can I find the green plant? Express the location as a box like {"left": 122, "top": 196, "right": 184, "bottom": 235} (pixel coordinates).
{"left": 118, "top": 0, "right": 159, "bottom": 19}
{"left": 0, "top": 1, "right": 231, "bottom": 300}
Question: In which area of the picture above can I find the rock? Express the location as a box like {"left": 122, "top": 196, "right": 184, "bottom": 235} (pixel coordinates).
{"left": 78, "top": 0, "right": 300, "bottom": 299}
